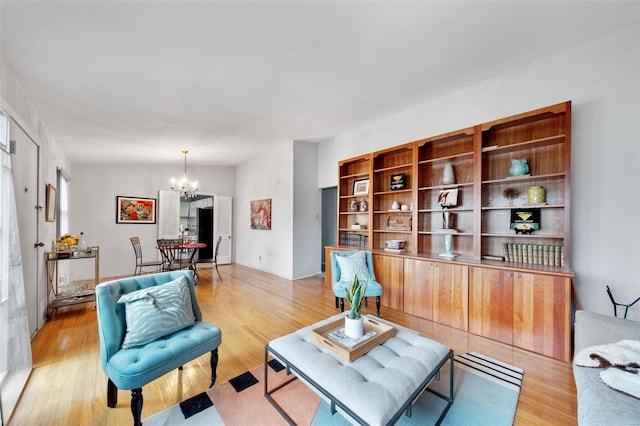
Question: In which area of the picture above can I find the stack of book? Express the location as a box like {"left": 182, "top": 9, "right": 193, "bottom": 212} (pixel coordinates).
{"left": 502, "top": 243, "right": 564, "bottom": 267}
{"left": 342, "top": 234, "right": 368, "bottom": 248}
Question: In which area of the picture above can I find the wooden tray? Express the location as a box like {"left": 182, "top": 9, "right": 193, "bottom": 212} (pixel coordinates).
{"left": 310, "top": 316, "right": 396, "bottom": 362}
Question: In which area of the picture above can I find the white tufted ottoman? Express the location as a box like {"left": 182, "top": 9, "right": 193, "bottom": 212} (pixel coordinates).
{"left": 265, "top": 314, "right": 453, "bottom": 425}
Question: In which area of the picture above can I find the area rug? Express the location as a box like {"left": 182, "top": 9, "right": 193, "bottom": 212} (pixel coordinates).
{"left": 143, "top": 352, "right": 523, "bottom": 425}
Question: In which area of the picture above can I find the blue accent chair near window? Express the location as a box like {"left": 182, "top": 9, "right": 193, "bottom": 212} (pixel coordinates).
{"left": 330, "top": 250, "right": 383, "bottom": 316}
{"left": 95, "top": 270, "right": 222, "bottom": 426}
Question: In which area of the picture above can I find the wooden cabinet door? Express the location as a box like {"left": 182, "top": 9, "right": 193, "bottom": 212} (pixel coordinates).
{"left": 372, "top": 254, "right": 404, "bottom": 310}
{"left": 513, "top": 272, "right": 571, "bottom": 361}
{"left": 403, "top": 259, "right": 435, "bottom": 320}
{"left": 433, "top": 262, "right": 469, "bottom": 331}
{"left": 469, "top": 267, "right": 514, "bottom": 344}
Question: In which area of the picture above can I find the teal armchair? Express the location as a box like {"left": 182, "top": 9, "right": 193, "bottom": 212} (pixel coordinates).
{"left": 330, "top": 250, "right": 383, "bottom": 316}
{"left": 95, "top": 270, "right": 221, "bottom": 426}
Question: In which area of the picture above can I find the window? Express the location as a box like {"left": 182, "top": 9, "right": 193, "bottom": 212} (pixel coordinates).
{"left": 57, "top": 169, "right": 69, "bottom": 236}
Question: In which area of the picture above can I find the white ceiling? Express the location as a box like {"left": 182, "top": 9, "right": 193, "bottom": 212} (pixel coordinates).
{"left": 1, "top": 1, "right": 638, "bottom": 166}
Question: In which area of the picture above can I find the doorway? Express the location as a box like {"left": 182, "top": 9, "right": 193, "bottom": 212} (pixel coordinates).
{"left": 321, "top": 187, "right": 337, "bottom": 273}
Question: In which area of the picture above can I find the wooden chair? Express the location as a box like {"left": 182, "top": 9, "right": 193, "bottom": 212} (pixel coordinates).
{"left": 130, "top": 236, "right": 163, "bottom": 276}
{"left": 213, "top": 235, "right": 222, "bottom": 281}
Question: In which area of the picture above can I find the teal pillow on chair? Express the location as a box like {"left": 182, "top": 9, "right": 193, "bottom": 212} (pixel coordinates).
{"left": 117, "top": 275, "right": 195, "bottom": 349}
{"left": 335, "top": 251, "right": 370, "bottom": 283}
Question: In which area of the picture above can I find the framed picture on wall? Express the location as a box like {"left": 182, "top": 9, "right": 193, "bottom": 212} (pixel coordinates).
{"left": 45, "top": 183, "right": 57, "bottom": 222}
{"left": 250, "top": 199, "right": 272, "bottom": 230}
{"left": 116, "top": 196, "right": 156, "bottom": 224}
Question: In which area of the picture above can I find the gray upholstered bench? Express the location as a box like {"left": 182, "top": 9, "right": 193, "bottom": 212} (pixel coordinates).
{"left": 265, "top": 314, "right": 453, "bottom": 425}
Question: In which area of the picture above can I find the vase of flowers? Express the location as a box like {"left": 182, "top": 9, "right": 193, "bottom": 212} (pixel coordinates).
{"left": 344, "top": 275, "right": 367, "bottom": 338}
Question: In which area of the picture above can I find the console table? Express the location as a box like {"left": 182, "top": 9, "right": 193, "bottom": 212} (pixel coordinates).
{"left": 45, "top": 246, "right": 99, "bottom": 316}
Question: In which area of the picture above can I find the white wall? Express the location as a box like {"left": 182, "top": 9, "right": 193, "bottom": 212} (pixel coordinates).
{"left": 318, "top": 24, "right": 640, "bottom": 320}
{"left": 1, "top": 58, "right": 69, "bottom": 328}
{"left": 293, "top": 141, "right": 322, "bottom": 279}
{"left": 235, "top": 141, "right": 295, "bottom": 279}
{"left": 69, "top": 163, "right": 235, "bottom": 278}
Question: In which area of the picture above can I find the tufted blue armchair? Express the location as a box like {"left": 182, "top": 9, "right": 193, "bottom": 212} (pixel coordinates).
{"left": 330, "top": 250, "right": 383, "bottom": 316}
{"left": 95, "top": 270, "right": 221, "bottom": 426}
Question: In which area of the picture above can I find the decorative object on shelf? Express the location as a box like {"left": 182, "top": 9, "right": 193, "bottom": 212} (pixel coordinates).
{"left": 116, "top": 196, "right": 157, "bottom": 224}
{"left": 385, "top": 240, "right": 406, "bottom": 250}
{"left": 359, "top": 198, "right": 368, "bottom": 212}
{"left": 437, "top": 188, "right": 459, "bottom": 208}
{"left": 387, "top": 215, "right": 411, "bottom": 231}
{"left": 390, "top": 174, "right": 405, "bottom": 191}
{"left": 442, "top": 211, "right": 455, "bottom": 229}
{"left": 170, "top": 150, "right": 199, "bottom": 198}
{"left": 443, "top": 162, "right": 455, "bottom": 185}
{"left": 527, "top": 186, "right": 546, "bottom": 204}
{"left": 45, "top": 183, "right": 57, "bottom": 222}
{"left": 350, "top": 223, "right": 365, "bottom": 230}
{"left": 400, "top": 204, "right": 410, "bottom": 211}
{"left": 349, "top": 199, "right": 358, "bottom": 212}
{"left": 509, "top": 158, "right": 530, "bottom": 177}
{"left": 344, "top": 276, "right": 367, "bottom": 338}
{"left": 250, "top": 198, "right": 272, "bottom": 230}
{"left": 391, "top": 200, "right": 400, "bottom": 210}
{"left": 510, "top": 208, "right": 540, "bottom": 235}
{"left": 502, "top": 187, "right": 520, "bottom": 206}
{"left": 353, "top": 179, "right": 369, "bottom": 195}
{"left": 55, "top": 233, "right": 80, "bottom": 251}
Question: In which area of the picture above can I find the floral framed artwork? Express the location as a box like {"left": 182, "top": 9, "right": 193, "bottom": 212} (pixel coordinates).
{"left": 45, "top": 183, "right": 57, "bottom": 222}
{"left": 353, "top": 179, "right": 369, "bottom": 195}
{"left": 250, "top": 199, "right": 272, "bottom": 230}
{"left": 116, "top": 196, "right": 156, "bottom": 224}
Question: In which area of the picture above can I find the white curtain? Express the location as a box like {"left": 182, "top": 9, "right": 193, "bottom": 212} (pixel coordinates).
{"left": 0, "top": 147, "right": 33, "bottom": 424}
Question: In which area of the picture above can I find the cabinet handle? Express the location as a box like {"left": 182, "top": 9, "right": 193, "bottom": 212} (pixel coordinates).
{"left": 506, "top": 272, "right": 513, "bottom": 278}
{"left": 515, "top": 273, "right": 521, "bottom": 279}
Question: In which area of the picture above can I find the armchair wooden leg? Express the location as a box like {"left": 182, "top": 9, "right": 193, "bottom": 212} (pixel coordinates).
{"left": 335, "top": 296, "right": 339, "bottom": 309}
{"left": 376, "top": 296, "right": 381, "bottom": 317}
{"left": 339, "top": 297, "right": 345, "bottom": 312}
{"left": 107, "top": 379, "right": 118, "bottom": 407}
{"left": 131, "top": 387, "right": 143, "bottom": 426}
{"left": 210, "top": 348, "right": 219, "bottom": 388}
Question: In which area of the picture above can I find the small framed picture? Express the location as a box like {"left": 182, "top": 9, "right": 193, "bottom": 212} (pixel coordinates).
{"left": 353, "top": 179, "right": 370, "bottom": 195}
{"left": 45, "top": 183, "right": 57, "bottom": 222}
{"left": 510, "top": 208, "right": 540, "bottom": 234}
{"left": 116, "top": 196, "right": 157, "bottom": 224}
{"left": 390, "top": 174, "right": 405, "bottom": 191}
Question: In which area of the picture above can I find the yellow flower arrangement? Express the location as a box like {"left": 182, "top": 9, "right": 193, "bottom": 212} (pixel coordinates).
{"left": 56, "top": 234, "right": 80, "bottom": 251}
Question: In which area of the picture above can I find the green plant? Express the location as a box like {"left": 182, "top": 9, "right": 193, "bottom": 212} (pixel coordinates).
{"left": 345, "top": 275, "right": 367, "bottom": 319}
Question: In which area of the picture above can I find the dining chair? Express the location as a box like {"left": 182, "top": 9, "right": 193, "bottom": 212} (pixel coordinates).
{"left": 156, "top": 238, "right": 186, "bottom": 272}
{"left": 130, "top": 236, "right": 163, "bottom": 276}
{"left": 213, "top": 235, "right": 222, "bottom": 281}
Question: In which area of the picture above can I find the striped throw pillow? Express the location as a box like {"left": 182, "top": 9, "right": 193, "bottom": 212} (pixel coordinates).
{"left": 118, "top": 275, "right": 195, "bottom": 349}
{"left": 336, "top": 251, "right": 370, "bottom": 283}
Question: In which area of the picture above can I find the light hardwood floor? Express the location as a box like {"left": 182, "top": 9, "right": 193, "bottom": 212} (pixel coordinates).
{"left": 9, "top": 264, "right": 577, "bottom": 425}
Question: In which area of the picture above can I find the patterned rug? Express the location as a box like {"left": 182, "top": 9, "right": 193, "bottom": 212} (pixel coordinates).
{"left": 143, "top": 352, "right": 523, "bottom": 425}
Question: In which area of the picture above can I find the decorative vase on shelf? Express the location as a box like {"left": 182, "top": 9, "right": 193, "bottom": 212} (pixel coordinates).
{"left": 443, "top": 162, "right": 455, "bottom": 185}
{"left": 344, "top": 314, "right": 364, "bottom": 339}
{"left": 528, "top": 186, "right": 546, "bottom": 204}
{"left": 509, "top": 158, "right": 529, "bottom": 176}
{"left": 391, "top": 201, "right": 400, "bottom": 210}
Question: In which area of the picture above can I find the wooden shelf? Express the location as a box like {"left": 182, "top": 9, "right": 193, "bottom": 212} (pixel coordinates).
{"left": 482, "top": 172, "right": 565, "bottom": 185}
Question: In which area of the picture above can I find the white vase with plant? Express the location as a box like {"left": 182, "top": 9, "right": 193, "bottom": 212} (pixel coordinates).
{"left": 344, "top": 275, "right": 367, "bottom": 338}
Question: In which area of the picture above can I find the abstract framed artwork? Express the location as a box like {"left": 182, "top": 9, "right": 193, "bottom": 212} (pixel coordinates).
{"left": 116, "top": 196, "right": 156, "bottom": 224}
{"left": 250, "top": 199, "right": 272, "bottom": 230}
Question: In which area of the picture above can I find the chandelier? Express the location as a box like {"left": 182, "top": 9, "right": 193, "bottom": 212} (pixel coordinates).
{"left": 170, "top": 150, "right": 199, "bottom": 198}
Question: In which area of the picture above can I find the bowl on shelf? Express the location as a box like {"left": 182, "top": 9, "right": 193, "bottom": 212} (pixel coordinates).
{"left": 385, "top": 240, "right": 406, "bottom": 250}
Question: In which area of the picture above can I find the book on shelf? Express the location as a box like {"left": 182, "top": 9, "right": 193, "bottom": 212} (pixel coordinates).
{"left": 501, "top": 243, "right": 564, "bottom": 267}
